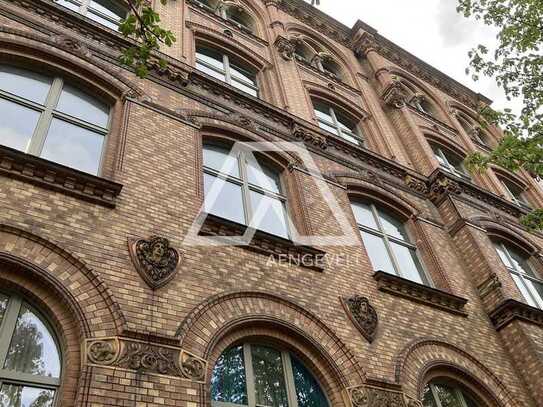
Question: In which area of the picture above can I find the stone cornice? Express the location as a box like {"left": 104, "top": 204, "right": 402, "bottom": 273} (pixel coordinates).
{"left": 0, "top": 145, "right": 123, "bottom": 208}
{"left": 373, "top": 271, "right": 468, "bottom": 316}
{"left": 489, "top": 299, "right": 543, "bottom": 330}
{"left": 198, "top": 214, "right": 326, "bottom": 271}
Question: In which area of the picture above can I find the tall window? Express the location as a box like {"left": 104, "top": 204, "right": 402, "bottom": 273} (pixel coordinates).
{"left": 422, "top": 380, "right": 479, "bottom": 407}
{"left": 313, "top": 101, "right": 362, "bottom": 145}
{"left": 499, "top": 178, "right": 530, "bottom": 209}
{"left": 203, "top": 143, "right": 289, "bottom": 238}
{"left": 0, "top": 292, "right": 62, "bottom": 406}
{"left": 351, "top": 201, "right": 429, "bottom": 285}
{"left": 0, "top": 65, "right": 110, "bottom": 175}
{"left": 54, "top": 0, "right": 127, "bottom": 30}
{"left": 196, "top": 47, "right": 259, "bottom": 97}
{"left": 211, "top": 344, "right": 329, "bottom": 407}
{"left": 430, "top": 143, "right": 469, "bottom": 179}
{"left": 494, "top": 241, "right": 543, "bottom": 309}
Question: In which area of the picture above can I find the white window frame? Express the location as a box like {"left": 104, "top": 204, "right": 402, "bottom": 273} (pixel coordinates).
{"left": 211, "top": 344, "right": 330, "bottom": 407}
{"left": 0, "top": 69, "right": 111, "bottom": 176}
{"left": 313, "top": 103, "right": 363, "bottom": 145}
{"left": 500, "top": 179, "right": 530, "bottom": 209}
{"left": 195, "top": 48, "right": 259, "bottom": 97}
{"left": 203, "top": 144, "right": 290, "bottom": 239}
{"left": 431, "top": 145, "right": 470, "bottom": 180}
{"left": 0, "top": 292, "right": 62, "bottom": 405}
{"left": 495, "top": 242, "right": 543, "bottom": 309}
{"left": 55, "top": 0, "right": 126, "bottom": 29}
{"left": 193, "top": 0, "right": 254, "bottom": 32}
{"left": 353, "top": 202, "right": 431, "bottom": 285}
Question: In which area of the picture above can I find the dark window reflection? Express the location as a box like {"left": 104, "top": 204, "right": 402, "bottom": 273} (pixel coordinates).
{"left": 251, "top": 346, "right": 288, "bottom": 407}
{"left": 291, "top": 356, "right": 328, "bottom": 407}
{"left": 211, "top": 345, "right": 248, "bottom": 405}
{"left": 0, "top": 384, "right": 55, "bottom": 407}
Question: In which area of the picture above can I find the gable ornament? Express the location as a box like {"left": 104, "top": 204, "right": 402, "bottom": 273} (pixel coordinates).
{"left": 341, "top": 295, "right": 378, "bottom": 343}
{"left": 128, "top": 236, "right": 182, "bottom": 289}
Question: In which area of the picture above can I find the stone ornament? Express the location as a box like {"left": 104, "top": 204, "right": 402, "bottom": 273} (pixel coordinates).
{"left": 128, "top": 236, "right": 182, "bottom": 289}
{"left": 341, "top": 295, "right": 378, "bottom": 343}
{"left": 382, "top": 82, "right": 408, "bottom": 109}
{"left": 180, "top": 350, "right": 207, "bottom": 382}
{"left": 349, "top": 386, "right": 407, "bottom": 407}
{"left": 274, "top": 35, "right": 296, "bottom": 60}
{"left": 117, "top": 342, "right": 179, "bottom": 376}
{"left": 86, "top": 338, "right": 120, "bottom": 365}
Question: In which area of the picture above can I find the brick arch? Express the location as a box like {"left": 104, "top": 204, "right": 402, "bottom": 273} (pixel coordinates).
{"left": 0, "top": 224, "right": 126, "bottom": 336}
{"left": 394, "top": 337, "right": 519, "bottom": 407}
{"left": 176, "top": 291, "right": 366, "bottom": 388}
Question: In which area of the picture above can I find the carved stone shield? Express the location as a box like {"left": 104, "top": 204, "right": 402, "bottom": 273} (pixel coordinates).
{"left": 341, "top": 295, "right": 378, "bottom": 343}
{"left": 128, "top": 236, "right": 181, "bottom": 289}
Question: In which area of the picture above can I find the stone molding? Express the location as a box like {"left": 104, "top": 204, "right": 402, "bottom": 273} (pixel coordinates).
{"left": 0, "top": 145, "right": 123, "bottom": 208}
{"left": 341, "top": 295, "right": 379, "bottom": 343}
{"left": 373, "top": 271, "right": 468, "bottom": 316}
{"left": 198, "top": 214, "right": 326, "bottom": 271}
{"left": 84, "top": 337, "right": 207, "bottom": 382}
{"left": 489, "top": 299, "right": 543, "bottom": 330}
{"left": 347, "top": 384, "right": 422, "bottom": 407}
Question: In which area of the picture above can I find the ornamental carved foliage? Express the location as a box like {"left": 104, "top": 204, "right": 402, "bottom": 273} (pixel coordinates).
{"left": 382, "top": 82, "right": 408, "bottom": 109}
{"left": 274, "top": 35, "right": 296, "bottom": 60}
{"left": 428, "top": 176, "right": 462, "bottom": 203}
{"left": 86, "top": 338, "right": 120, "bottom": 365}
{"left": 128, "top": 236, "right": 182, "bottom": 289}
{"left": 292, "top": 124, "right": 328, "bottom": 149}
{"left": 180, "top": 350, "right": 207, "bottom": 382}
{"left": 342, "top": 295, "right": 378, "bottom": 343}
{"left": 349, "top": 386, "right": 407, "bottom": 407}
{"left": 117, "top": 342, "right": 179, "bottom": 376}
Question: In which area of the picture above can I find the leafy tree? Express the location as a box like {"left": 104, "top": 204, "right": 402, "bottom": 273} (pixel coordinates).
{"left": 457, "top": 0, "right": 543, "bottom": 229}
{"left": 119, "top": 0, "right": 176, "bottom": 78}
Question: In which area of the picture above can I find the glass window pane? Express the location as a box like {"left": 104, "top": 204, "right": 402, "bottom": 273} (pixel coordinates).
{"left": 232, "top": 80, "right": 258, "bottom": 97}
{"left": 335, "top": 113, "right": 355, "bottom": 132}
{"left": 360, "top": 232, "right": 395, "bottom": 274}
{"left": 0, "top": 66, "right": 51, "bottom": 105}
{"left": 250, "top": 192, "right": 289, "bottom": 238}
{"left": 433, "top": 384, "right": 463, "bottom": 407}
{"left": 89, "top": 0, "right": 126, "bottom": 21}
{"left": 390, "top": 243, "right": 425, "bottom": 284}
{"left": 251, "top": 346, "right": 289, "bottom": 407}
{"left": 351, "top": 202, "right": 378, "bottom": 230}
{"left": 204, "top": 173, "right": 245, "bottom": 224}
{"left": 495, "top": 244, "right": 514, "bottom": 269}
{"left": 525, "top": 279, "right": 543, "bottom": 309}
{"left": 247, "top": 160, "right": 281, "bottom": 193}
{"left": 0, "top": 98, "right": 41, "bottom": 152}
{"left": 211, "top": 345, "right": 248, "bottom": 405}
{"left": 0, "top": 384, "right": 55, "bottom": 407}
{"left": 196, "top": 62, "right": 227, "bottom": 82}
{"left": 55, "top": 0, "right": 82, "bottom": 12}
{"left": 0, "top": 293, "right": 9, "bottom": 326}
{"left": 56, "top": 84, "right": 110, "bottom": 128}
{"left": 291, "top": 356, "right": 329, "bottom": 407}
{"left": 422, "top": 385, "right": 438, "bottom": 407}
{"left": 314, "top": 107, "right": 333, "bottom": 123}
{"left": 41, "top": 118, "right": 105, "bottom": 175}
{"left": 511, "top": 273, "right": 538, "bottom": 308}
{"left": 4, "top": 303, "right": 61, "bottom": 378}
{"left": 339, "top": 131, "right": 360, "bottom": 145}
{"left": 87, "top": 11, "right": 121, "bottom": 30}
{"left": 229, "top": 63, "right": 256, "bottom": 85}
{"left": 377, "top": 210, "right": 409, "bottom": 241}
{"left": 203, "top": 144, "right": 240, "bottom": 177}
{"left": 317, "top": 121, "right": 338, "bottom": 135}
{"left": 506, "top": 246, "right": 535, "bottom": 276}
{"left": 196, "top": 49, "right": 225, "bottom": 71}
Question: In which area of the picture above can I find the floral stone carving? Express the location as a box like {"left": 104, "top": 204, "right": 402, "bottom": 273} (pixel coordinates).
{"left": 180, "top": 350, "right": 207, "bottom": 382}
{"left": 86, "top": 338, "right": 120, "bottom": 365}
{"left": 349, "top": 386, "right": 407, "bottom": 407}
{"left": 116, "top": 341, "right": 179, "bottom": 376}
{"left": 128, "top": 236, "right": 182, "bottom": 289}
{"left": 341, "top": 295, "right": 378, "bottom": 343}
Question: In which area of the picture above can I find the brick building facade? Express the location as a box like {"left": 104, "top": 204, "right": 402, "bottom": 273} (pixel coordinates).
{"left": 0, "top": 0, "right": 542, "bottom": 405}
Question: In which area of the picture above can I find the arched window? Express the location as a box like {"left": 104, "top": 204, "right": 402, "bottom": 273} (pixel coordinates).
{"left": 0, "top": 65, "right": 111, "bottom": 175}
{"left": 193, "top": 0, "right": 255, "bottom": 33}
{"left": 457, "top": 114, "right": 489, "bottom": 147}
{"left": 203, "top": 142, "right": 289, "bottom": 238}
{"left": 55, "top": 0, "right": 127, "bottom": 30}
{"left": 494, "top": 240, "right": 543, "bottom": 309}
{"left": 312, "top": 100, "right": 362, "bottom": 145}
{"left": 351, "top": 201, "right": 429, "bottom": 285}
{"left": 211, "top": 344, "right": 329, "bottom": 407}
{"left": 195, "top": 46, "right": 259, "bottom": 97}
{"left": 498, "top": 177, "right": 530, "bottom": 209}
{"left": 0, "top": 292, "right": 62, "bottom": 406}
{"left": 316, "top": 53, "right": 342, "bottom": 80}
{"left": 411, "top": 95, "right": 436, "bottom": 117}
{"left": 429, "top": 142, "right": 469, "bottom": 179}
{"left": 422, "top": 379, "right": 480, "bottom": 407}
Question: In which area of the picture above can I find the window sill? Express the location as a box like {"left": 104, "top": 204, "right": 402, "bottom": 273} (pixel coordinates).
{"left": 373, "top": 271, "right": 468, "bottom": 316}
{"left": 0, "top": 145, "right": 123, "bottom": 208}
{"left": 489, "top": 299, "right": 543, "bottom": 330}
{"left": 198, "top": 213, "right": 326, "bottom": 271}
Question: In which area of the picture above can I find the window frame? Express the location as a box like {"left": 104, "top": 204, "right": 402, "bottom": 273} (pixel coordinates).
{"left": 55, "top": 0, "right": 127, "bottom": 29}
{"left": 202, "top": 142, "right": 291, "bottom": 239}
{"left": 313, "top": 101, "right": 363, "bottom": 145}
{"left": 0, "top": 291, "right": 62, "bottom": 405}
{"left": 424, "top": 381, "right": 479, "bottom": 407}
{"left": 0, "top": 67, "right": 112, "bottom": 176}
{"left": 211, "top": 343, "right": 330, "bottom": 407}
{"left": 430, "top": 144, "right": 470, "bottom": 180}
{"left": 499, "top": 178, "right": 530, "bottom": 209}
{"left": 352, "top": 201, "right": 431, "bottom": 285}
{"left": 195, "top": 47, "right": 259, "bottom": 97}
{"left": 494, "top": 241, "right": 543, "bottom": 309}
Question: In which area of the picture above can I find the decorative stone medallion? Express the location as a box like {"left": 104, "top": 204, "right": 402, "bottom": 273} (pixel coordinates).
{"left": 180, "top": 350, "right": 207, "bottom": 382}
{"left": 128, "top": 236, "right": 182, "bottom": 289}
{"left": 341, "top": 295, "right": 378, "bottom": 343}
